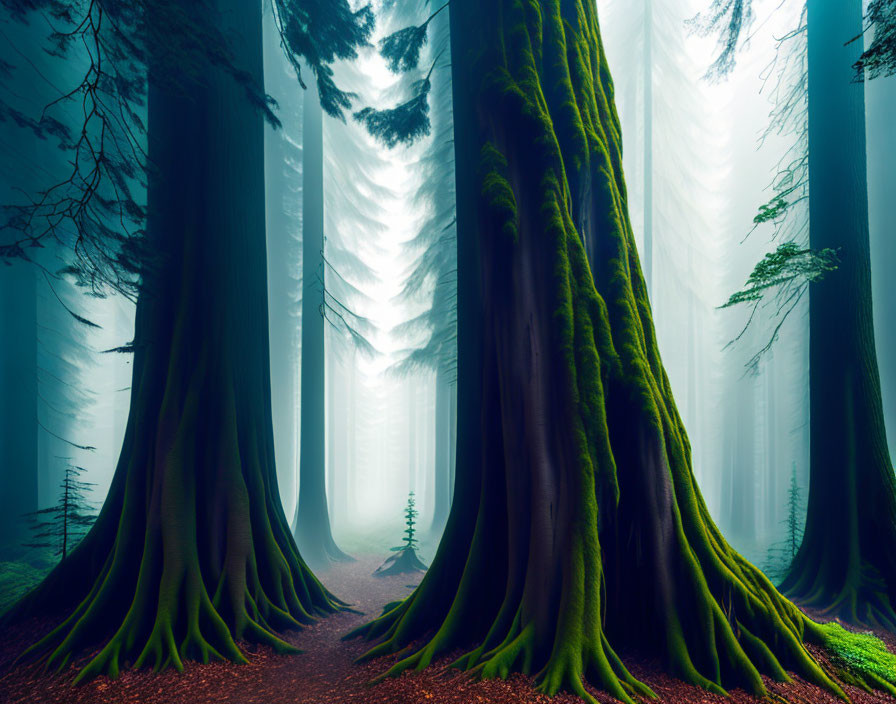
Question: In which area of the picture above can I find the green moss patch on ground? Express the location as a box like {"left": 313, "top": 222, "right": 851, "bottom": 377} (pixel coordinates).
{"left": 820, "top": 622, "right": 896, "bottom": 688}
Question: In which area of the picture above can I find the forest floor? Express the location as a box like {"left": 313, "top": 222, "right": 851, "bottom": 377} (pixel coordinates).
{"left": 1, "top": 554, "right": 895, "bottom": 704}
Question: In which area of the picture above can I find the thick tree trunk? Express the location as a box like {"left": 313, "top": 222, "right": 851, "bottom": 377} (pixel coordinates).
{"left": 5, "top": 0, "right": 341, "bottom": 678}
{"left": 292, "top": 76, "right": 350, "bottom": 568}
{"left": 780, "top": 0, "right": 896, "bottom": 629}
{"left": 348, "top": 2, "right": 863, "bottom": 702}
{"left": 0, "top": 260, "right": 37, "bottom": 547}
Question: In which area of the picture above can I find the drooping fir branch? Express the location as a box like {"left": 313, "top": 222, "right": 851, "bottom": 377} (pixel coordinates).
{"left": 354, "top": 0, "right": 449, "bottom": 149}
{"left": 378, "top": 1, "right": 449, "bottom": 73}
{"left": 320, "top": 241, "right": 381, "bottom": 359}
{"left": 270, "top": 0, "right": 375, "bottom": 119}
{"left": 0, "top": 0, "right": 148, "bottom": 298}
{"left": 0, "top": 0, "right": 372, "bottom": 299}
{"left": 850, "top": 0, "right": 896, "bottom": 80}
{"left": 0, "top": 0, "right": 288, "bottom": 298}
{"left": 385, "top": 1, "right": 456, "bottom": 381}
{"left": 694, "top": 0, "right": 895, "bottom": 82}
{"left": 355, "top": 74, "right": 433, "bottom": 149}
{"left": 322, "top": 289, "right": 379, "bottom": 358}
{"left": 721, "top": 241, "right": 838, "bottom": 371}
{"left": 688, "top": 0, "right": 754, "bottom": 80}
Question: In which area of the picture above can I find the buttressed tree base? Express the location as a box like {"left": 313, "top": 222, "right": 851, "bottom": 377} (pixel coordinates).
{"left": 348, "top": 1, "right": 895, "bottom": 702}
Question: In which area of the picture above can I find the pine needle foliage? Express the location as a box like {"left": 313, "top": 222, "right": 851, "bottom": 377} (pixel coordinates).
{"left": 392, "top": 492, "right": 419, "bottom": 553}
{"left": 24, "top": 465, "right": 96, "bottom": 561}
{"left": 271, "top": 0, "right": 375, "bottom": 119}
{"left": 354, "top": 78, "right": 432, "bottom": 148}
{"left": 852, "top": 0, "right": 896, "bottom": 79}
{"left": 378, "top": 2, "right": 448, "bottom": 73}
{"left": 693, "top": 0, "right": 894, "bottom": 82}
{"left": 380, "top": 24, "right": 430, "bottom": 73}
{"left": 721, "top": 241, "right": 838, "bottom": 370}
{"left": 764, "top": 463, "right": 806, "bottom": 583}
{"left": 688, "top": 0, "right": 754, "bottom": 80}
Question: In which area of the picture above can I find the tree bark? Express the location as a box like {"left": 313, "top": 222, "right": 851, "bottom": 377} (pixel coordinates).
{"left": 347, "top": 2, "right": 858, "bottom": 702}
{"left": 5, "top": 0, "right": 341, "bottom": 678}
{"left": 779, "top": 0, "right": 896, "bottom": 629}
{"left": 263, "top": 19, "right": 302, "bottom": 519}
{"left": 292, "top": 73, "right": 350, "bottom": 568}
{"left": 866, "top": 26, "right": 896, "bottom": 479}
{"left": 0, "top": 260, "right": 37, "bottom": 547}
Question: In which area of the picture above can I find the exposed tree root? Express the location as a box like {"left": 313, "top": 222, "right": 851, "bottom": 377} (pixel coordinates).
{"left": 346, "top": 1, "right": 896, "bottom": 703}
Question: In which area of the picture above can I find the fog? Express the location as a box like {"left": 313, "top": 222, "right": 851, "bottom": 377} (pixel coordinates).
{"left": 1, "top": 0, "right": 893, "bottom": 580}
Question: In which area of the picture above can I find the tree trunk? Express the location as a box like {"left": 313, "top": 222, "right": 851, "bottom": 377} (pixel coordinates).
{"left": 723, "top": 376, "right": 756, "bottom": 539}
{"left": 263, "top": 16, "right": 302, "bottom": 518}
{"left": 292, "top": 73, "right": 350, "bottom": 568}
{"left": 448, "top": 379, "right": 457, "bottom": 502}
{"left": 5, "top": 0, "right": 341, "bottom": 678}
{"left": 429, "top": 368, "right": 452, "bottom": 535}
{"left": 348, "top": 2, "right": 853, "bottom": 703}
{"left": 866, "top": 44, "right": 896, "bottom": 468}
{"left": 0, "top": 260, "right": 37, "bottom": 547}
{"left": 779, "top": 0, "right": 896, "bottom": 629}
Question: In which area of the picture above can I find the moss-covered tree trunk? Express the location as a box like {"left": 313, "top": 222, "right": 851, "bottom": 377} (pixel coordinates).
{"left": 349, "top": 2, "right": 860, "bottom": 702}
{"left": 778, "top": 0, "right": 896, "bottom": 629}
{"left": 292, "top": 75, "right": 351, "bottom": 569}
{"left": 3, "top": 0, "right": 340, "bottom": 678}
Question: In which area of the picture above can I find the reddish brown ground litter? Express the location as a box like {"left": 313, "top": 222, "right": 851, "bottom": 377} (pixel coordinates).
{"left": 1, "top": 556, "right": 894, "bottom": 704}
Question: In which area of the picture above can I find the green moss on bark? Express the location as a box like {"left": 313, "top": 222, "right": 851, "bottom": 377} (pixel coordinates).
{"left": 346, "top": 1, "right": 895, "bottom": 703}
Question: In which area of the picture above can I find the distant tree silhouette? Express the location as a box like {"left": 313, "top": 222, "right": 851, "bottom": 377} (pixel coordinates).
{"left": 25, "top": 464, "right": 95, "bottom": 561}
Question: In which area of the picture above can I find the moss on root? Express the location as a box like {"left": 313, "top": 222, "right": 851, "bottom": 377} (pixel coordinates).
{"left": 6, "top": 196, "right": 343, "bottom": 684}
{"left": 814, "top": 622, "right": 896, "bottom": 696}
{"left": 346, "top": 1, "right": 896, "bottom": 703}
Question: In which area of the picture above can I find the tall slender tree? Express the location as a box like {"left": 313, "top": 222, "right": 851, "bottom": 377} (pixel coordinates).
{"left": 708, "top": 0, "right": 896, "bottom": 627}
{"left": 778, "top": 0, "right": 896, "bottom": 629}
{"left": 292, "top": 74, "right": 352, "bottom": 568}
{"left": 263, "top": 12, "right": 304, "bottom": 519}
{"left": 380, "top": 0, "right": 458, "bottom": 536}
{"left": 349, "top": 1, "right": 889, "bottom": 702}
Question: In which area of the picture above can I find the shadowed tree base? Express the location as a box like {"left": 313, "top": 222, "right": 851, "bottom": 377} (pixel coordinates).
{"left": 3, "top": 202, "right": 344, "bottom": 681}
{"left": 1, "top": 0, "right": 343, "bottom": 680}
{"left": 778, "top": 0, "right": 896, "bottom": 635}
{"left": 348, "top": 1, "right": 896, "bottom": 702}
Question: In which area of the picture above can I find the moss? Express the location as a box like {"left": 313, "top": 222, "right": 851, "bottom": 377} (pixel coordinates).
{"left": 820, "top": 622, "right": 896, "bottom": 688}
{"left": 479, "top": 142, "right": 519, "bottom": 242}
{"left": 346, "top": 0, "right": 895, "bottom": 702}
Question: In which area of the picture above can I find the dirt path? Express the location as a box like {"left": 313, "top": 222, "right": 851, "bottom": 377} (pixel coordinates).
{"left": 1, "top": 556, "right": 895, "bottom": 704}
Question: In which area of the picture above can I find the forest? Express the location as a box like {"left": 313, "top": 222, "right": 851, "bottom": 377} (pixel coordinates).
{"left": 0, "top": 0, "right": 895, "bottom": 703}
